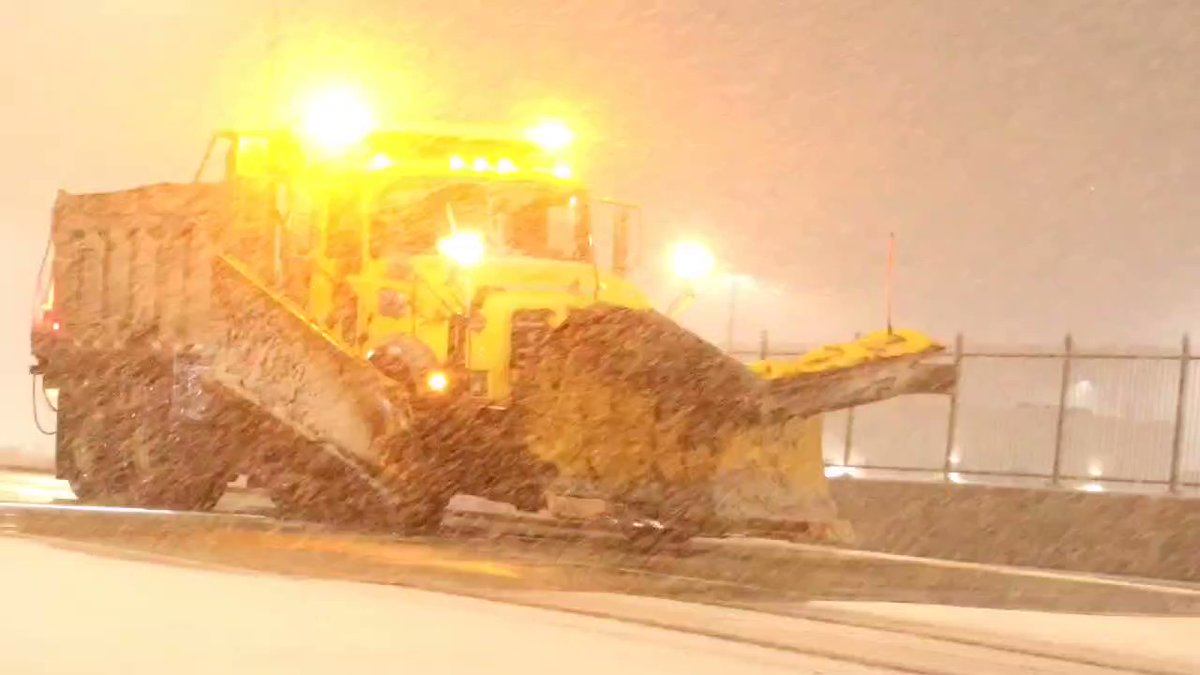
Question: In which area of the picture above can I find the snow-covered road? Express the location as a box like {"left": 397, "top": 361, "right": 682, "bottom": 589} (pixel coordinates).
{"left": 3, "top": 472, "right": 1199, "bottom": 674}
{"left": 0, "top": 537, "right": 885, "bottom": 675}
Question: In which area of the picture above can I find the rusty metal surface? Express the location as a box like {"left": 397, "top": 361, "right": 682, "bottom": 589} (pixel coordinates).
{"left": 51, "top": 183, "right": 412, "bottom": 475}
{"left": 206, "top": 256, "right": 411, "bottom": 468}
{"left": 51, "top": 184, "right": 226, "bottom": 348}
{"left": 762, "top": 357, "right": 957, "bottom": 418}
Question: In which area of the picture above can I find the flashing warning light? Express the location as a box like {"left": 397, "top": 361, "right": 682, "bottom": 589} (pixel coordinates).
{"left": 299, "top": 87, "right": 376, "bottom": 154}
{"left": 368, "top": 154, "right": 393, "bottom": 171}
{"left": 671, "top": 241, "right": 716, "bottom": 282}
{"left": 449, "top": 156, "right": 467, "bottom": 171}
{"left": 51, "top": 321, "right": 61, "bottom": 332}
{"left": 496, "top": 158, "right": 517, "bottom": 174}
{"left": 526, "top": 122, "right": 575, "bottom": 152}
{"left": 552, "top": 162, "right": 573, "bottom": 180}
{"left": 426, "top": 370, "right": 449, "bottom": 393}
{"left": 437, "top": 231, "right": 486, "bottom": 268}
{"left": 473, "top": 158, "right": 491, "bottom": 172}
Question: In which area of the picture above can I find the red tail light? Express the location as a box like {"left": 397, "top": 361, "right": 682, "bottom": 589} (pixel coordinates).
{"left": 38, "top": 310, "right": 62, "bottom": 336}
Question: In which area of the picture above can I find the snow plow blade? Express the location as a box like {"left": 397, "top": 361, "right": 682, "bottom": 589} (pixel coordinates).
{"left": 753, "top": 330, "right": 955, "bottom": 417}
{"left": 515, "top": 309, "right": 954, "bottom": 542}
{"left": 713, "top": 331, "right": 953, "bottom": 541}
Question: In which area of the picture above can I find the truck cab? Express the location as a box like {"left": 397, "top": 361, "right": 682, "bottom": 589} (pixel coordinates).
{"left": 198, "top": 127, "right": 646, "bottom": 404}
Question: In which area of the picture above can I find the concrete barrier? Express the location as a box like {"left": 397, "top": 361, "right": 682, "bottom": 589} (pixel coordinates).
{"left": 830, "top": 479, "right": 1200, "bottom": 582}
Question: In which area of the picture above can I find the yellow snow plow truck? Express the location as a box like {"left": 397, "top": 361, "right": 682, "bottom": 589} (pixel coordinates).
{"left": 30, "top": 109, "right": 953, "bottom": 542}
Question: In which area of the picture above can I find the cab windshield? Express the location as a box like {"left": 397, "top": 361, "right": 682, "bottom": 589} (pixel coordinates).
{"left": 369, "top": 179, "right": 589, "bottom": 262}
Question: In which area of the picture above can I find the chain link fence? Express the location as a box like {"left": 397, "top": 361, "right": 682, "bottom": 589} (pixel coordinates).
{"left": 732, "top": 334, "right": 1200, "bottom": 496}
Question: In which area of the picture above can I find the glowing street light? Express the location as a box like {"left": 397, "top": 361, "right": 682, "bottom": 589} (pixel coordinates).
{"left": 670, "top": 241, "right": 716, "bottom": 282}
{"left": 664, "top": 240, "right": 715, "bottom": 318}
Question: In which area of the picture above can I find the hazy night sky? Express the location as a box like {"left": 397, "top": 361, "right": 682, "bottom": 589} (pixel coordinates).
{"left": 3, "top": 1, "right": 1200, "bottom": 448}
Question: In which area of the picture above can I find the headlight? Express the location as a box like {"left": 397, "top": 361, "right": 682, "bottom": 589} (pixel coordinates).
{"left": 426, "top": 370, "right": 449, "bottom": 393}
{"left": 437, "top": 231, "right": 486, "bottom": 268}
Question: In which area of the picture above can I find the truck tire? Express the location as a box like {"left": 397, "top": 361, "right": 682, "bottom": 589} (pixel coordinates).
{"left": 57, "top": 384, "right": 134, "bottom": 503}
{"left": 108, "top": 367, "right": 230, "bottom": 511}
{"left": 264, "top": 445, "right": 450, "bottom": 533}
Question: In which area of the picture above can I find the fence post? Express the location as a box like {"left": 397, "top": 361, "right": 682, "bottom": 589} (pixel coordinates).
{"left": 942, "top": 333, "right": 964, "bottom": 481}
{"left": 759, "top": 330, "right": 769, "bottom": 360}
{"left": 1169, "top": 333, "right": 1190, "bottom": 494}
{"left": 842, "top": 406, "right": 855, "bottom": 468}
{"left": 1051, "top": 333, "right": 1073, "bottom": 486}
{"left": 840, "top": 331, "right": 860, "bottom": 468}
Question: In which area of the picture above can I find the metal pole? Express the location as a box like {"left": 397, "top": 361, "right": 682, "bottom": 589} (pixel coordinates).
{"left": 885, "top": 232, "right": 896, "bottom": 334}
{"left": 942, "top": 333, "right": 964, "bottom": 481}
{"left": 1051, "top": 333, "right": 1073, "bottom": 486}
{"left": 842, "top": 406, "right": 855, "bottom": 468}
{"left": 842, "top": 331, "right": 860, "bottom": 468}
{"left": 758, "top": 330, "right": 769, "bottom": 360}
{"left": 1168, "top": 333, "right": 1190, "bottom": 494}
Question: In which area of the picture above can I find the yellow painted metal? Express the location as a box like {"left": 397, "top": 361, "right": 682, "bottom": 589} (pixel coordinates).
{"left": 222, "top": 129, "right": 633, "bottom": 405}
{"left": 749, "top": 329, "right": 940, "bottom": 379}
{"left": 712, "top": 415, "right": 841, "bottom": 531}
{"left": 69, "top": 127, "right": 950, "bottom": 538}
{"left": 219, "top": 127, "right": 947, "bottom": 539}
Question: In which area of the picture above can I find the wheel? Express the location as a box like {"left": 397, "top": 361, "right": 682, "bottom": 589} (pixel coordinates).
{"left": 409, "top": 401, "right": 551, "bottom": 514}
{"left": 63, "top": 364, "right": 230, "bottom": 511}
{"left": 264, "top": 445, "right": 451, "bottom": 533}
{"left": 109, "top": 372, "right": 230, "bottom": 511}
{"left": 56, "top": 384, "right": 134, "bottom": 503}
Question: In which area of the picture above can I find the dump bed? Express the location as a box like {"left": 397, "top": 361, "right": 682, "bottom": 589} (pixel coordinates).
{"left": 47, "top": 183, "right": 409, "bottom": 472}
{"left": 51, "top": 184, "right": 226, "bottom": 349}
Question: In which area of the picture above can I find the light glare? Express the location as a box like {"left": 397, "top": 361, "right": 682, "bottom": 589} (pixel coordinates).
{"left": 299, "top": 87, "right": 376, "bottom": 154}
{"left": 526, "top": 121, "right": 575, "bottom": 152}
{"left": 671, "top": 241, "right": 716, "bottom": 282}
{"left": 437, "top": 231, "right": 486, "bottom": 268}
{"left": 368, "top": 154, "right": 392, "bottom": 171}
{"left": 824, "top": 465, "right": 860, "bottom": 479}
{"left": 426, "top": 370, "right": 449, "bottom": 393}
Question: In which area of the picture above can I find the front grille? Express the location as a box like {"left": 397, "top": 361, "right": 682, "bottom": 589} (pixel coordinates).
{"left": 510, "top": 309, "right": 553, "bottom": 372}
